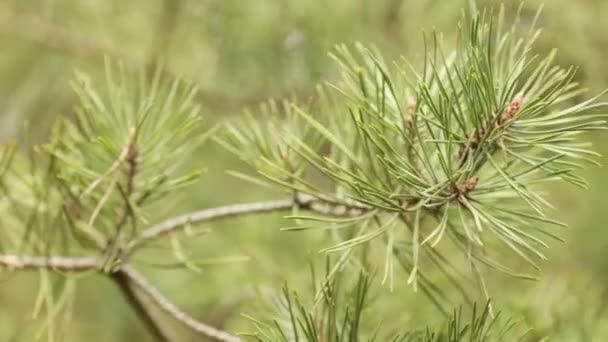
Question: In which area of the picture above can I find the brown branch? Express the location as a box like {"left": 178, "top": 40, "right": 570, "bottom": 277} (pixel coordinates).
{"left": 0, "top": 253, "right": 237, "bottom": 341}
{"left": 457, "top": 126, "right": 487, "bottom": 169}
{"left": 148, "top": 0, "right": 182, "bottom": 60}
{"left": 111, "top": 270, "right": 174, "bottom": 342}
{"left": 120, "top": 266, "right": 243, "bottom": 342}
{"left": 83, "top": 127, "right": 137, "bottom": 197}
{"left": 0, "top": 254, "right": 98, "bottom": 271}
{"left": 113, "top": 196, "right": 365, "bottom": 339}
{"left": 79, "top": 126, "right": 172, "bottom": 341}
{"left": 124, "top": 195, "right": 368, "bottom": 257}
{"left": 0, "top": 128, "right": 249, "bottom": 340}
{"left": 113, "top": 127, "right": 139, "bottom": 241}
{"left": 124, "top": 198, "right": 294, "bottom": 255}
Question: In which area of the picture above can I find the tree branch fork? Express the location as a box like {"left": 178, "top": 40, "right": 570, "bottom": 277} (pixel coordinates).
{"left": 0, "top": 95, "right": 526, "bottom": 341}
{"left": 0, "top": 195, "right": 366, "bottom": 342}
{"left": 0, "top": 92, "right": 524, "bottom": 340}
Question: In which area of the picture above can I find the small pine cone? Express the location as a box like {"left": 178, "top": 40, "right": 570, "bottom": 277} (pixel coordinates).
{"left": 461, "top": 176, "right": 479, "bottom": 194}
{"left": 503, "top": 92, "right": 524, "bottom": 121}
{"left": 404, "top": 97, "right": 416, "bottom": 122}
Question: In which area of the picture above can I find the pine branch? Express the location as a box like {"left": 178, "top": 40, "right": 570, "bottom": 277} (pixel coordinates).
{"left": 0, "top": 253, "right": 239, "bottom": 341}
{"left": 124, "top": 198, "right": 293, "bottom": 255}
{"left": 1, "top": 5, "right": 605, "bottom": 340}
{"left": 111, "top": 270, "right": 174, "bottom": 342}
{"left": 456, "top": 92, "right": 524, "bottom": 170}
{"left": 124, "top": 195, "right": 368, "bottom": 257}
{"left": 119, "top": 265, "right": 243, "bottom": 342}
{"left": 106, "top": 127, "right": 140, "bottom": 263}
{"left": 0, "top": 254, "right": 99, "bottom": 271}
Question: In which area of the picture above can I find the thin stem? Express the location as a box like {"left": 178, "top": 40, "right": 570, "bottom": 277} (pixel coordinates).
{"left": 125, "top": 196, "right": 368, "bottom": 257}
{"left": 107, "top": 127, "right": 139, "bottom": 262}
{"left": 120, "top": 265, "right": 243, "bottom": 342}
{"left": 111, "top": 270, "right": 174, "bottom": 342}
{"left": 0, "top": 254, "right": 234, "bottom": 341}
{"left": 0, "top": 254, "right": 98, "bottom": 271}
{"left": 125, "top": 198, "right": 294, "bottom": 255}
{"left": 148, "top": 0, "right": 182, "bottom": 60}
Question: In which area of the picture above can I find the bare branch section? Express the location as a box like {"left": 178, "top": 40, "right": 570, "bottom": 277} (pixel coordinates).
{"left": 112, "top": 270, "right": 174, "bottom": 342}
{"left": 120, "top": 266, "right": 243, "bottom": 342}
{"left": 0, "top": 254, "right": 98, "bottom": 271}
{"left": 125, "top": 198, "right": 294, "bottom": 254}
{"left": 125, "top": 195, "right": 368, "bottom": 256}
{"left": 0, "top": 253, "right": 237, "bottom": 341}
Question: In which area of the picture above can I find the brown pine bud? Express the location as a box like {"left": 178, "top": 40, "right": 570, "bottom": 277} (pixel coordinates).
{"left": 404, "top": 97, "right": 416, "bottom": 122}
{"left": 503, "top": 92, "right": 524, "bottom": 122}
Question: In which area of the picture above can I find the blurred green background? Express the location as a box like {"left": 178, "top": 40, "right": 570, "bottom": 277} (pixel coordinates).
{"left": 0, "top": 0, "right": 607, "bottom": 341}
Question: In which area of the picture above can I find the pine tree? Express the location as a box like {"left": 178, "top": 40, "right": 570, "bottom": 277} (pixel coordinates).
{"left": 0, "top": 2, "right": 606, "bottom": 342}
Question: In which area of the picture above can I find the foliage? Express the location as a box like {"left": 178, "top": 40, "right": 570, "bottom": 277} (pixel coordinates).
{"left": 0, "top": 1, "right": 607, "bottom": 341}
{"left": 220, "top": 6, "right": 606, "bottom": 309}
{"left": 247, "top": 261, "right": 527, "bottom": 342}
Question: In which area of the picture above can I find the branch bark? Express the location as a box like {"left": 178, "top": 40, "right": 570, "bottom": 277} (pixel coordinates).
{"left": 112, "top": 270, "right": 174, "bottom": 342}
{"left": 0, "top": 254, "right": 98, "bottom": 271}
{"left": 125, "top": 198, "right": 294, "bottom": 255}
{"left": 0, "top": 196, "right": 368, "bottom": 340}
{"left": 124, "top": 195, "right": 369, "bottom": 257}
{"left": 0, "top": 194, "right": 370, "bottom": 339}
{"left": 120, "top": 266, "right": 243, "bottom": 342}
{"left": 0, "top": 253, "right": 238, "bottom": 341}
